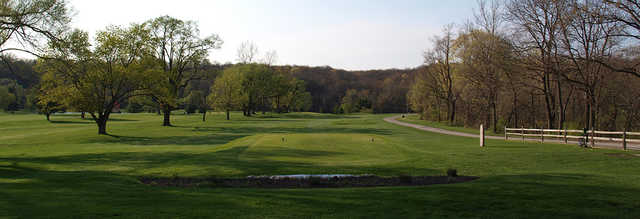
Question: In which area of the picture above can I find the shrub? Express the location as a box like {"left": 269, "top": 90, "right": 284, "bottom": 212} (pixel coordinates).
{"left": 398, "top": 174, "right": 413, "bottom": 184}
{"left": 446, "top": 168, "right": 458, "bottom": 177}
{"left": 308, "top": 176, "right": 326, "bottom": 186}
{"left": 127, "top": 102, "right": 144, "bottom": 113}
{"left": 185, "top": 103, "right": 198, "bottom": 114}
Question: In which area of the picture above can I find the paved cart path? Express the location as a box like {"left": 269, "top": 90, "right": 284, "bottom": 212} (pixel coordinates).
{"left": 384, "top": 115, "right": 639, "bottom": 151}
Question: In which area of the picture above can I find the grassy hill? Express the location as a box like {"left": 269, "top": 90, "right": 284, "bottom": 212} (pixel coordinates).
{"left": 1, "top": 112, "right": 639, "bottom": 218}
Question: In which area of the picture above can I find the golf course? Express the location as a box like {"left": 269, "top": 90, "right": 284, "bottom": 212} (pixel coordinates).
{"left": 1, "top": 112, "right": 639, "bottom": 218}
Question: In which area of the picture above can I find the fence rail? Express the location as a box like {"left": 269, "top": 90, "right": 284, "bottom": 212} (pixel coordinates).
{"left": 504, "top": 127, "right": 640, "bottom": 150}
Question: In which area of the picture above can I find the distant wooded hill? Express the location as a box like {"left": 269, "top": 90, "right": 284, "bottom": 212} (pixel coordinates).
{"left": 0, "top": 57, "right": 414, "bottom": 114}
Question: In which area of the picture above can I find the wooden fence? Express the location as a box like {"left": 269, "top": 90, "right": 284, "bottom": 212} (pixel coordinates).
{"left": 504, "top": 127, "right": 640, "bottom": 150}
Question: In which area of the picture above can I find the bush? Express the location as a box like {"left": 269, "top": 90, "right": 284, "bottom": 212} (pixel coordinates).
{"left": 398, "top": 174, "right": 413, "bottom": 184}
{"left": 127, "top": 102, "right": 144, "bottom": 113}
{"left": 308, "top": 176, "right": 326, "bottom": 186}
{"left": 446, "top": 168, "right": 458, "bottom": 177}
{"left": 185, "top": 104, "right": 198, "bottom": 114}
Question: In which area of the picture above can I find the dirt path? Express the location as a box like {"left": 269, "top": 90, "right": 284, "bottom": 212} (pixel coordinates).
{"left": 384, "top": 115, "right": 638, "bottom": 151}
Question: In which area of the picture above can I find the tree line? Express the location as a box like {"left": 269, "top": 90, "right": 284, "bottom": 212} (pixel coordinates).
{"left": 1, "top": 56, "right": 415, "bottom": 120}
{"left": 408, "top": 0, "right": 640, "bottom": 132}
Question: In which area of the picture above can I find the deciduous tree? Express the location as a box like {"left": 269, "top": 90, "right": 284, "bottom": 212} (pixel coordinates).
{"left": 145, "top": 16, "right": 222, "bottom": 126}
{"left": 208, "top": 65, "right": 243, "bottom": 120}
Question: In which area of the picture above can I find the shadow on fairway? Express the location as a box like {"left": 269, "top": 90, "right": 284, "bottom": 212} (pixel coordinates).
{"left": 276, "top": 113, "right": 360, "bottom": 120}
{"left": 49, "top": 120, "right": 93, "bottom": 124}
{"left": 84, "top": 125, "right": 391, "bottom": 146}
{"left": 190, "top": 126, "right": 392, "bottom": 135}
{"left": 0, "top": 146, "right": 416, "bottom": 177}
{"left": 49, "top": 118, "right": 138, "bottom": 124}
{"left": 90, "top": 133, "right": 249, "bottom": 146}
{"left": 221, "top": 113, "right": 359, "bottom": 120}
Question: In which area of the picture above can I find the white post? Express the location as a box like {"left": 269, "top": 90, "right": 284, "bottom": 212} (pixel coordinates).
{"left": 591, "top": 129, "right": 595, "bottom": 148}
{"left": 504, "top": 126, "right": 507, "bottom": 140}
{"left": 480, "top": 124, "right": 485, "bottom": 147}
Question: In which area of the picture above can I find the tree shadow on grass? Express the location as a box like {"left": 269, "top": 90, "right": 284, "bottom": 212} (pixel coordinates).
{"left": 106, "top": 118, "right": 139, "bottom": 122}
{"left": 90, "top": 133, "right": 249, "bottom": 146}
{"left": 218, "top": 113, "right": 360, "bottom": 121}
{"left": 0, "top": 146, "right": 426, "bottom": 177}
{"left": 245, "top": 113, "right": 358, "bottom": 120}
{"left": 190, "top": 126, "right": 393, "bottom": 136}
{"left": 49, "top": 120, "right": 93, "bottom": 124}
{"left": 49, "top": 118, "right": 138, "bottom": 125}
{"left": 85, "top": 125, "right": 391, "bottom": 147}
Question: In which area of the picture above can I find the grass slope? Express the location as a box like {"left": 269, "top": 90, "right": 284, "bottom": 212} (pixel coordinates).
{"left": 0, "top": 112, "right": 639, "bottom": 218}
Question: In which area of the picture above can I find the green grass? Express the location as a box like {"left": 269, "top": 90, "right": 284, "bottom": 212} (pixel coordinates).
{"left": 1, "top": 112, "right": 639, "bottom": 218}
{"left": 399, "top": 114, "right": 503, "bottom": 137}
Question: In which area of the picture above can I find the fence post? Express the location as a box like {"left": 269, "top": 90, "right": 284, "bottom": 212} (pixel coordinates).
{"left": 480, "top": 124, "right": 485, "bottom": 147}
{"left": 623, "top": 129, "right": 627, "bottom": 151}
{"left": 591, "top": 129, "right": 595, "bottom": 148}
{"left": 564, "top": 128, "right": 568, "bottom": 144}
{"left": 504, "top": 126, "right": 507, "bottom": 140}
{"left": 522, "top": 127, "right": 525, "bottom": 143}
{"left": 541, "top": 129, "right": 544, "bottom": 143}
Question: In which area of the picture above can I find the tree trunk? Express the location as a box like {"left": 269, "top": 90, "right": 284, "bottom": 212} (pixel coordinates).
{"left": 202, "top": 110, "right": 206, "bottom": 122}
{"left": 162, "top": 106, "right": 171, "bottom": 126}
{"left": 46, "top": 113, "right": 50, "bottom": 121}
{"left": 584, "top": 92, "right": 590, "bottom": 129}
{"left": 530, "top": 93, "right": 535, "bottom": 127}
{"left": 226, "top": 109, "right": 230, "bottom": 120}
{"left": 449, "top": 99, "right": 456, "bottom": 124}
{"left": 556, "top": 79, "right": 564, "bottom": 129}
{"left": 492, "top": 98, "right": 498, "bottom": 133}
{"left": 97, "top": 120, "right": 107, "bottom": 135}
{"left": 543, "top": 77, "right": 556, "bottom": 129}
{"left": 512, "top": 91, "right": 518, "bottom": 128}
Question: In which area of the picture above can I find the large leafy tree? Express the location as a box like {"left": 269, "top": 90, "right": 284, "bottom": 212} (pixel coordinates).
{"left": 38, "top": 25, "right": 157, "bottom": 134}
{"left": 0, "top": 85, "right": 14, "bottom": 110}
{"left": 145, "top": 15, "right": 222, "bottom": 126}
{"left": 34, "top": 71, "right": 63, "bottom": 120}
{"left": 208, "top": 65, "right": 243, "bottom": 120}
{"left": 237, "top": 64, "right": 274, "bottom": 116}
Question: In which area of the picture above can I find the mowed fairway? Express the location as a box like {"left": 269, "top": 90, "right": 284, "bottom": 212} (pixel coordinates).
{"left": 1, "top": 112, "right": 639, "bottom": 218}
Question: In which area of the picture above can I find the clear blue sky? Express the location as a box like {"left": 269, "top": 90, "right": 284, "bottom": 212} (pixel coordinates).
{"left": 67, "top": 0, "right": 476, "bottom": 70}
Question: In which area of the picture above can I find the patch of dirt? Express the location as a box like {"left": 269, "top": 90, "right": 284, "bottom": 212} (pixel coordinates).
{"left": 604, "top": 153, "right": 640, "bottom": 158}
{"left": 139, "top": 175, "right": 479, "bottom": 189}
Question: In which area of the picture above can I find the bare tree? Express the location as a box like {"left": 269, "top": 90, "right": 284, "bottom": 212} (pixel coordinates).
{"left": 423, "top": 24, "right": 458, "bottom": 124}
{"left": 474, "top": 0, "right": 504, "bottom": 35}
{"left": 262, "top": 50, "right": 278, "bottom": 66}
{"left": 506, "top": 0, "right": 571, "bottom": 129}
{"left": 590, "top": 0, "right": 640, "bottom": 78}
{"left": 237, "top": 41, "right": 258, "bottom": 64}
{"left": 559, "top": 0, "right": 622, "bottom": 130}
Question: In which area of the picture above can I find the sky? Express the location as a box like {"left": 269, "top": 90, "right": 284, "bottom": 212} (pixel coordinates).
{"left": 64, "top": 0, "right": 476, "bottom": 70}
